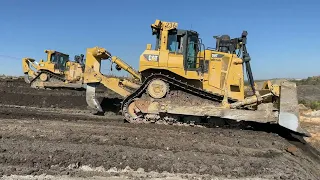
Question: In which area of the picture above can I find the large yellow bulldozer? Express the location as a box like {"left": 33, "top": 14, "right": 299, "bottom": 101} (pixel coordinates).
{"left": 22, "top": 50, "right": 86, "bottom": 89}
{"left": 81, "top": 19, "right": 309, "bottom": 137}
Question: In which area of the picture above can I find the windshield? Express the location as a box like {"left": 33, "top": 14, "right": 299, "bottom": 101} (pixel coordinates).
{"left": 186, "top": 35, "right": 198, "bottom": 69}
{"left": 154, "top": 32, "right": 161, "bottom": 50}
{"left": 59, "top": 54, "right": 68, "bottom": 65}
{"left": 51, "top": 53, "right": 69, "bottom": 70}
{"left": 167, "top": 33, "right": 177, "bottom": 52}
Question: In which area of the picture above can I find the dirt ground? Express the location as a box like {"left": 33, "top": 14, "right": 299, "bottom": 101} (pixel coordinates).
{"left": 0, "top": 78, "right": 319, "bottom": 179}
{"left": 300, "top": 110, "right": 320, "bottom": 149}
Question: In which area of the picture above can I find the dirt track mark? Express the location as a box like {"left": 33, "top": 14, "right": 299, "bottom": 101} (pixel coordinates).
{"left": 0, "top": 118, "right": 319, "bottom": 179}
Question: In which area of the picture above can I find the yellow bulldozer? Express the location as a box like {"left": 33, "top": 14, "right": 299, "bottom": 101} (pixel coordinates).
{"left": 22, "top": 50, "right": 86, "bottom": 89}
{"left": 53, "top": 19, "right": 310, "bottom": 137}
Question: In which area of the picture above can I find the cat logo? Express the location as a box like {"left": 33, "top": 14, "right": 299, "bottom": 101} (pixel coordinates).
{"left": 211, "top": 54, "right": 224, "bottom": 58}
{"left": 144, "top": 54, "right": 159, "bottom": 62}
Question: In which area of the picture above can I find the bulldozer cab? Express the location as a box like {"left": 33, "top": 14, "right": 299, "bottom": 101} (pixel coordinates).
{"left": 147, "top": 20, "right": 202, "bottom": 73}
{"left": 165, "top": 29, "right": 199, "bottom": 71}
{"left": 45, "top": 50, "right": 69, "bottom": 72}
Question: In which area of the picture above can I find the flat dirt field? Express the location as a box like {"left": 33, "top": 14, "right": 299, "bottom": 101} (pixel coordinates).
{"left": 0, "top": 78, "right": 320, "bottom": 180}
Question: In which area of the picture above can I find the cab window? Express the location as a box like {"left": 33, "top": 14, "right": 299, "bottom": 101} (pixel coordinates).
{"left": 59, "top": 55, "right": 68, "bottom": 68}
{"left": 167, "top": 33, "right": 177, "bottom": 52}
{"left": 155, "top": 33, "right": 161, "bottom": 50}
{"left": 167, "top": 31, "right": 184, "bottom": 54}
{"left": 50, "top": 54, "right": 57, "bottom": 63}
{"left": 186, "top": 35, "right": 198, "bottom": 69}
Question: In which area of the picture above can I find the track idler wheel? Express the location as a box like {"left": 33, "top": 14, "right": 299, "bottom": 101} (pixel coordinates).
{"left": 39, "top": 73, "right": 49, "bottom": 82}
{"left": 125, "top": 101, "right": 147, "bottom": 124}
{"left": 127, "top": 101, "right": 139, "bottom": 119}
{"left": 147, "top": 79, "right": 168, "bottom": 99}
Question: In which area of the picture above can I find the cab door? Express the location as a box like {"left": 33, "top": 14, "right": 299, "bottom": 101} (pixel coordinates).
{"left": 54, "top": 53, "right": 68, "bottom": 72}
{"left": 166, "top": 31, "right": 185, "bottom": 69}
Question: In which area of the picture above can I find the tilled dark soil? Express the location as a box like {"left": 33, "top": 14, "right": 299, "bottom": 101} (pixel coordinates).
{"left": 0, "top": 78, "right": 121, "bottom": 110}
{"left": 0, "top": 112, "right": 320, "bottom": 179}
{"left": 0, "top": 78, "right": 319, "bottom": 179}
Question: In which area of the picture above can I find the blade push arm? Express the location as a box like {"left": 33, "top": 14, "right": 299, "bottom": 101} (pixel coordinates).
{"left": 111, "top": 56, "right": 141, "bottom": 81}
{"left": 84, "top": 47, "right": 141, "bottom": 112}
{"left": 84, "top": 47, "right": 135, "bottom": 97}
{"left": 22, "top": 58, "right": 38, "bottom": 74}
{"left": 22, "top": 57, "right": 38, "bottom": 83}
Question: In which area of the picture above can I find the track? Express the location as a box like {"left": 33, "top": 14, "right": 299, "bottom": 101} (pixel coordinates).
{"left": 0, "top": 77, "right": 319, "bottom": 179}
{"left": 122, "top": 73, "right": 237, "bottom": 124}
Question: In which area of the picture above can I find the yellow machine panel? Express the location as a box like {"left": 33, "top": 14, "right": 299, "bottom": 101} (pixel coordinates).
{"left": 138, "top": 21, "right": 246, "bottom": 101}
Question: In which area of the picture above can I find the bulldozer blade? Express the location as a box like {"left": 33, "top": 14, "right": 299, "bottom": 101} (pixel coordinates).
{"left": 278, "top": 81, "right": 311, "bottom": 137}
{"left": 86, "top": 83, "right": 103, "bottom": 112}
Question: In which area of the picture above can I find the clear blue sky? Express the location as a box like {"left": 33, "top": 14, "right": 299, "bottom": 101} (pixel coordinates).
{"left": 0, "top": 0, "right": 319, "bottom": 79}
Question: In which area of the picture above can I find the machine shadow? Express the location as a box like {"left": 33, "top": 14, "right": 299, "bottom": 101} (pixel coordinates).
{"left": 99, "top": 97, "right": 123, "bottom": 115}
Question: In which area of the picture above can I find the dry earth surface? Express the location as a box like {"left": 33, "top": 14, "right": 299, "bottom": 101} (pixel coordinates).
{"left": 0, "top": 77, "right": 319, "bottom": 179}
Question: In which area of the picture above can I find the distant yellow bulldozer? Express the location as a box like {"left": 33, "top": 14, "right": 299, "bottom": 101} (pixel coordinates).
{"left": 80, "top": 19, "right": 309, "bottom": 137}
{"left": 22, "top": 50, "right": 85, "bottom": 89}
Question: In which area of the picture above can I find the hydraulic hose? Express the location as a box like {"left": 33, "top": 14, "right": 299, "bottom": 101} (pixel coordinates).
{"left": 242, "top": 44, "right": 256, "bottom": 94}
